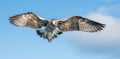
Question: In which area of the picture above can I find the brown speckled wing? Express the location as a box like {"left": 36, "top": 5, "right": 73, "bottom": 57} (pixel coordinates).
{"left": 9, "top": 12, "right": 48, "bottom": 29}
{"left": 58, "top": 16, "right": 105, "bottom": 32}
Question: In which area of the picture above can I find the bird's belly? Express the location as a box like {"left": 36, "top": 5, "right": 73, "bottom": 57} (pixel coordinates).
{"left": 45, "top": 25, "right": 56, "bottom": 32}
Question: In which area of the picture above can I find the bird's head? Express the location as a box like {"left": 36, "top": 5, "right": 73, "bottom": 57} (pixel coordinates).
{"left": 50, "top": 19, "right": 58, "bottom": 26}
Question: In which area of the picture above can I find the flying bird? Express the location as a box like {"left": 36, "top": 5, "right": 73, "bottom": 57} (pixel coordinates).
{"left": 9, "top": 12, "right": 105, "bottom": 42}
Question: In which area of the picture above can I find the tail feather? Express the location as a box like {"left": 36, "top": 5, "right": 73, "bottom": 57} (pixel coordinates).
{"left": 36, "top": 30, "right": 63, "bottom": 42}
{"left": 47, "top": 32, "right": 58, "bottom": 42}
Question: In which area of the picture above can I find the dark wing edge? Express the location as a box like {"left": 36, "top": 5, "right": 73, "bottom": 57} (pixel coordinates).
{"left": 58, "top": 16, "right": 106, "bottom": 32}
{"left": 9, "top": 12, "right": 48, "bottom": 29}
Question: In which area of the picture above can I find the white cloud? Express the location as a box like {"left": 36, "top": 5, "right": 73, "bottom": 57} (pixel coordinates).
{"left": 66, "top": 13, "right": 120, "bottom": 45}
{"left": 62, "top": 3, "right": 120, "bottom": 59}
{"left": 87, "top": 13, "right": 120, "bottom": 44}
{"left": 65, "top": 10, "right": 120, "bottom": 47}
{"left": 64, "top": 13, "right": 120, "bottom": 59}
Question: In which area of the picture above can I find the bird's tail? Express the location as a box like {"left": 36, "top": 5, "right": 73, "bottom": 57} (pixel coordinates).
{"left": 36, "top": 30, "right": 63, "bottom": 42}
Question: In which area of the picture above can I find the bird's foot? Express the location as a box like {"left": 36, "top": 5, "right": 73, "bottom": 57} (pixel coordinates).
{"left": 57, "top": 31, "right": 63, "bottom": 35}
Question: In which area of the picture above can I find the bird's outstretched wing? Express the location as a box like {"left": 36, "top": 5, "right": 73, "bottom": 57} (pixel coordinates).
{"left": 9, "top": 12, "right": 48, "bottom": 29}
{"left": 58, "top": 16, "right": 105, "bottom": 32}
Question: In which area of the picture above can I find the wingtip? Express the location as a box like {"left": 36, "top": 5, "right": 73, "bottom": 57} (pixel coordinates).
{"left": 9, "top": 17, "right": 14, "bottom": 25}
{"left": 103, "top": 24, "right": 106, "bottom": 28}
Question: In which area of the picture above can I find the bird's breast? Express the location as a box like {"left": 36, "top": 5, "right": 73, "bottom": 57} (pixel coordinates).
{"left": 45, "top": 24, "right": 57, "bottom": 32}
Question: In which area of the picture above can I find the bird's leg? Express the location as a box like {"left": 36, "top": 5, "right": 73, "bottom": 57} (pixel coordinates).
{"left": 57, "top": 30, "right": 63, "bottom": 35}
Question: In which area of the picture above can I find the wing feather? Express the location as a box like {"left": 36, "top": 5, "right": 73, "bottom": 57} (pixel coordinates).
{"left": 58, "top": 16, "right": 105, "bottom": 32}
{"left": 9, "top": 12, "right": 48, "bottom": 29}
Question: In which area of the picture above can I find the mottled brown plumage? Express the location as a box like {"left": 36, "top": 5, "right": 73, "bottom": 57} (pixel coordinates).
{"left": 9, "top": 12, "right": 106, "bottom": 42}
{"left": 9, "top": 12, "right": 48, "bottom": 29}
{"left": 58, "top": 16, "right": 105, "bottom": 32}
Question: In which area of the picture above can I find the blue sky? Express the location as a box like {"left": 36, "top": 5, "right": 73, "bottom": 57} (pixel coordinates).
{"left": 0, "top": 0, "right": 120, "bottom": 59}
